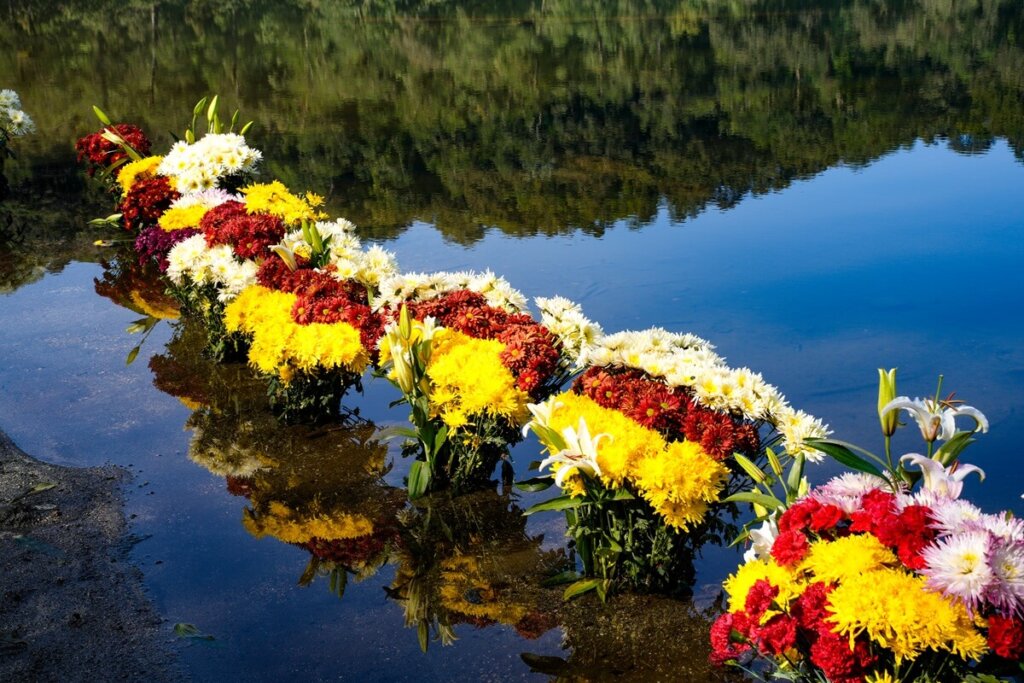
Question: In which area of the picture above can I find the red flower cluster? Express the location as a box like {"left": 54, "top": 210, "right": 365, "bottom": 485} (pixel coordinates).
{"left": 120, "top": 176, "right": 180, "bottom": 231}
{"left": 302, "top": 529, "right": 394, "bottom": 567}
{"left": 767, "top": 494, "right": 936, "bottom": 570}
{"left": 710, "top": 579, "right": 877, "bottom": 681}
{"left": 200, "top": 201, "right": 285, "bottom": 260}
{"left": 75, "top": 123, "right": 152, "bottom": 176}
{"left": 405, "top": 291, "right": 562, "bottom": 396}
{"left": 574, "top": 366, "right": 759, "bottom": 459}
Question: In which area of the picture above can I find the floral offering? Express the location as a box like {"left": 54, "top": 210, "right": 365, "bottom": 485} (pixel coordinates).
{"left": 712, "top": 370, "right": 1017, "bottom": 682}
{"left": 378, "top": 275, "right": 572, "bottom": 498}
{"left": 523, "top": 320, "right": 828, "bottom": 598}
{"left": 1, "top": 89, "right": 35, "bottom": 160}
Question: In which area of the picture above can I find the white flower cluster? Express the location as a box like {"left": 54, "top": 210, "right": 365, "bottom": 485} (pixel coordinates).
{"left": 157, "top": 133, "right": 261, "bottom": 193}
{"left": 171, "top": 187, "right": 240, "bottom": 211}
{"left": 0, "top": 89, "right": 35, "bottom": 137}
{"left": 534, "top": 296, "right": 604, "bottom": 368}
{"left": 371, "top": 270, "right": 528, "bottom": 313}
{"left": 278, "top": 218, "right": 399, "bottom": 291}
{"left": 547, "top": 317, "right": 831, "bottom": 460}
{"left": 166, "top": 233, "right": 258, "bottom": 302}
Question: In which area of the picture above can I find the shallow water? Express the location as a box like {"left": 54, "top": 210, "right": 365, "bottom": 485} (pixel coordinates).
{"left": 1, "top": 1, "right": 1023, "bottom": 680}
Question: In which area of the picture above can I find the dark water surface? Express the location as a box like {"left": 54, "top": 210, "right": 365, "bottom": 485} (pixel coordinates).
{"left": 2, "top": 1, "right": 1023, "bottom": 680}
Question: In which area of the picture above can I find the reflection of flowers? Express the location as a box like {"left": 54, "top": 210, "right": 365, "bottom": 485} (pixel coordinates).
{"left": 93, "top": 251, "right": 180, "bottom": 321}
{"left": 243, "top": 501, "right": 373, "bottom": 543}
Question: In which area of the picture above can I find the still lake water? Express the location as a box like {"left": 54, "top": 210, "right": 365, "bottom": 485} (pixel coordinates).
{"left": 2, "top": 1, "right": 1024, "bottom": 680}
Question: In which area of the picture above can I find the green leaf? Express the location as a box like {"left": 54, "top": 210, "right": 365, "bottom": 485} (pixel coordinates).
{"left": 433, "top": 424, "right": 448, "bottom": 455}
{"left": 239, "top": 120, "right": 254, "bottom": 136}
{"left": 934, "top": 431, "right": 976, "bottom": 466}
{"left": 594, "top": 579, "right": 610, "bottom": 603}
{"left": 563, "top": 578, "right": 601, "bottom": 601}
{"left": 786, "top": 453, "right": 805, "bottom": 495}
{"left": 524, "top": 495, "right": 586, "bottom": 515}
{"left": 92, "top": 105, "right": 112, "bottom": 126}
{"left": 514, "top": 476, "right": 554, "bottom": 493}
{"left": 540, "top": 570, "right": 580, "bottom": 587}
{"left": 407, "top": 460, "right": 430, "bottom": 499}
{"left": 804, "top": 439, "right": 885, "bottom": 478}
{"left": 417, "top": 620, "right": 429, "bottom": 653}
{"left": 125, "top": 345, "right": 141, "bottom": 366}
{"left": 722, "top": 492, "right": 784, "bottom": 510}
{"left": 609, "top": 489, "right": 635, "bottom": 501}
{"left": 173, "top": 623, "right": 214, "bottom": 641}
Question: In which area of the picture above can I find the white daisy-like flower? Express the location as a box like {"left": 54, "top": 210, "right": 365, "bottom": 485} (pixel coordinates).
{"left": 921, "top": 530, "right": 994, "bottom": 613}
{"left": 927, "top": 498, "right": 985, "bottom": 536}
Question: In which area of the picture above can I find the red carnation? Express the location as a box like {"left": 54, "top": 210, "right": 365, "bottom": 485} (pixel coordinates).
{"left": 809, "top": 503, "right": 846, "bottom": 534}
{"left": 744, "top": 579, "right": 779, "bottom": 619}
{"left": 809, "top": 629, "right": 877, "bottom": 683}
{"left": 709, "top": 611, "right": 753, "bottom": 666}
{"left": 771, "top": 529, "right": 810, "bottom": 567}
{"left": 988, "top": 614, "right": 1024, "bottom": 660}
{"left": 791, "top": 581, "right": 832, "bottom": 632}
{"left": 752, "top": 613, "right": 798, "bottom": 655}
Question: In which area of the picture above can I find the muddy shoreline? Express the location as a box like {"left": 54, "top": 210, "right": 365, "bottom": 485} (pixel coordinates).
{"left": 0, "top": 429, "right": 180, "bottom": 681}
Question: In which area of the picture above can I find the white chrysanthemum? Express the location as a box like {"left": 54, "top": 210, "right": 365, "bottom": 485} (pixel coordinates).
{"left": 981, "top": 514, "right": 1024, "bottom": 543}
{"left": 921, "top": 530, "right": 994, "bottom": 612}
{"left": 536, "top": 296, "right": 603, "bottom": 368}
{"left": 926, "top": 498, "right": 985, "bottom": 536}
{"left": 3, "top": 108, "right": 34, "bottom": 136}
{"left": 987, "top": 540, "right": 1024, "bottom": 616}
{"left": 371, "top": 270, "right": 525, "bottom": 312}
{"left": 216, "top": 259, "right": 259, "bottom": 302}
{"left": 165, "top": 234, "right": 211, "bottom": 284}
{"left": 158, "top": 133, "right": 261, "bottom": 190}
{"left": 810, "top": 472, "right": 890, "bottom": 513}
{"left": 776, "top": 408, "right": 831, "bottom": 462}
{"left": 0, "top": 89, "right": 21, "bottom": 110}
{"left": 356, "top": 245, "right": 399, "bottom": 288}
{"left": 171, "top": 188, "right": 240, "bottom": 210}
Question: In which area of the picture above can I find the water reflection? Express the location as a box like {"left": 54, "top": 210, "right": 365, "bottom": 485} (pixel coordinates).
{"left": 4, "top": 0, "right": 1022, "bottom": 242}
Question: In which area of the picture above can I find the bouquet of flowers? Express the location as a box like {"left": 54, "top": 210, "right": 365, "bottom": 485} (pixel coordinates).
{"left": 222, "top": 217, "right": 398, "bottom": 421}
{"left": 523, "top": 314, "right": 830, "bottom": 599}
{"left": 376, "top": 271, "right": 573, "bottom": 498}
{"left": 712, "top": 371, "right": 1020, "bottom": 682}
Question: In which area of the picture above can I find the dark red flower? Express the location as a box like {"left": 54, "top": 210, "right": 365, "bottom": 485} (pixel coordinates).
{"left": 743, "top": 579, "right": 779, "bottom": 619}
{"left": 709, "top": 611, "right": 754, "bottom": 666}
{"left": 76, "top": 123, "right": 152, "bottom": 176}
{"left": 988, "top": 614, "right": 1024, "bottom": 660}
{"left": 809, "top": 629, "right": 877, "bottom": 683}
{"left": 120, "top": 176, "right": 179, "bottom": 231}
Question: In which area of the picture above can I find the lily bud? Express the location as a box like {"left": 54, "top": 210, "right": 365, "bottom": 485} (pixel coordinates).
{"left": 878, "top": 368, "right": 898, "bottom": 437}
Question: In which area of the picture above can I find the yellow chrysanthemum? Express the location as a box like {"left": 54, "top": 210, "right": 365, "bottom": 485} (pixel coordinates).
{"left": 438, "top": 554, "right": 529, "bottom": 624}
{"left": 425, "top": 328, "right": 530, "bottom": 429}
{"left": 801, "top": 534, "right": 898, "bottom": 585}
{"left": 243, "top": 500, "right": 374, "bottom": 543}
{"left": 158, "top": 204, "right": 209, "bottom": 232}
{"left": 241, "top": 180, "right": 327, "bottom": 225}
{"left": 116, "top": 155, "right": 163, "bottom": 195}
{"left": 865, "top": 673, "right": 897, "bottom": 683}
{"left": 633, "top": 439, "right": 728, "bottom": 530}
{"left": 129, "top": 290, "right": 180, "bottom": 320}
{"left": 224, "top": 285, "right": 369, "bottom": 379}
{"left": 722, "top": 558, "right": 801, "bottom": 614}
{"left": 826, "top": 568, "right": 988, "bottom": 664}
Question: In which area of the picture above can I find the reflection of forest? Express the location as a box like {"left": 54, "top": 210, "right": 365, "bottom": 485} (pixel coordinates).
{"left": 5, "top": 0, "right": 1022, "bottom": 244}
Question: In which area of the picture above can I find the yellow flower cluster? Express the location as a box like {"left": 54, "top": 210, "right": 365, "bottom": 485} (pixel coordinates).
{"left": 425, "top": 328, "right": 530, "bottom": 431}
{"left": 827, "top": 568, "right": 988, "bottom": 664}
{"left": 116, "top": 155, "right": 163, "bottom": 195}
{"left": 129, "top": 289, "right": 180, "bottom": 320}
{"left": 223, "top": 285, "right": 369, "bottom": 380}
{"left": 157, "top": 204, "right": 209, "bottom": 232}
{"left": 243, "top": 500, "right": 374, "bottom": 543}
{"left": 544, "top": 392, "right": 729, "bottom": 530}
{"left": 723, "top": 536, "right": 989, "bottom": 665}
{"left": 438, "top": 554, "right": 529, "bottom": 624}
{"left": 241, "top": 180, "right": 327, "bottom": 225}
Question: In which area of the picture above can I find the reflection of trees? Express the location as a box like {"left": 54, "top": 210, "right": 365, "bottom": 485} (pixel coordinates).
{"left": 4, "top": 0, "right": 1022, "bottom": 243}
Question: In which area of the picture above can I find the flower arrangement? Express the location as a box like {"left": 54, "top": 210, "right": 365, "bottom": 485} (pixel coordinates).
{"left": 711, "top": 371, "right": 1021, "bottom": 681}
{"left": 221, "top": 218, "right": 398, "bottom": 421}
{"left": 522, "top": 319, "right": 828, "bottom": 599}
{"left": 377, "top": 273, "right": 571, "bottom": 498}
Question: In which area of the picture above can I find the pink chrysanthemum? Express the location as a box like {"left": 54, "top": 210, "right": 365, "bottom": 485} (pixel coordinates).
{"left": 987, "top": 540, "right": 1024, "bottom": 617}
{"left": 810, "top": 472, "right": 890, "bottom": 514}
{"left": 929, "top": 499, "right": 984, "bottom": 536}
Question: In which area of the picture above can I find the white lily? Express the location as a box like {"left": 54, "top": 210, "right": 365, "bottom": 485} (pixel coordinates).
{"left": 538, "top": 418, "right": 608, "bottom": 488}
{"left": 743, "top": 516, "right": 779, "bottom": 564}
{"left": 522, "top": 397, "right": 563, "bottom": 438}
{"left": 882, "top": 396, "right": 988, "bottom": 443}
{"left": 901, "top": 453, "right": 985, "bottom": 500}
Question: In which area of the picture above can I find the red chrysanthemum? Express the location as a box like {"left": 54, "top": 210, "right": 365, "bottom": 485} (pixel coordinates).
{"left": 120, "top": 176, "right": 179, "bottom": 231}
